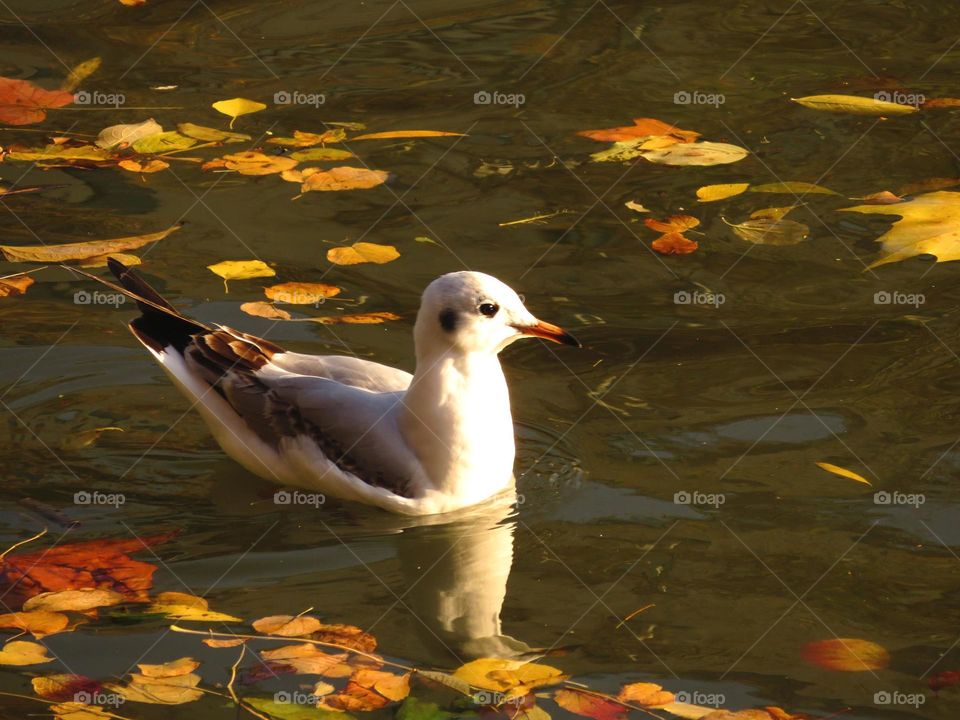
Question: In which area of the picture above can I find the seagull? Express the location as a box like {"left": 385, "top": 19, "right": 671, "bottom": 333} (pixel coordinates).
{"left": 85, "top": 259, "right": 579, "bottom": 516}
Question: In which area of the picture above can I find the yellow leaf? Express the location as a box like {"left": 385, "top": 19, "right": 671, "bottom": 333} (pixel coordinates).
{"left": 0, "top": 272, "right": 34, "bottom": 297}
{"left": 146, "top": 592, "right": 243, "bottom": 622}
{"left": 267, "top": 129, "right": 346, "bottom": 147}
{"left": 118, "top": 158, "right": 169, "bottom": 173}
{"left": 240, "top": 301, "right": 292, "bottom": 320}
{"left": 289, "top": 147, "right": 354, "bottom": 162}
{"left": 51, "top": 702, "right": 111, "bottom": 720}
{"left": 203, "top": 638, "right": 244, "bottom": 648}
{"left": 313, "top": 311, "right": 401, "bottom": 325}
{"left": 252, "top": 614, "right": 323, "bottom": 637}
{"left": 108, "top": 672, "right": 203, "bottom": 704}
{"left": 840, "top": 190, "right": 960, "bottom": 268}
{"left": 815, "top": 462, "right": 872, "bottom": 486}
{"left": 624, "top": 200, "right": 650, "bottom": 213}
{"left": 351, "top": 130, "right": 465, "bottom": 140}
{"left": 352, "top": 668, "right": 411, "bottom": 701}
{"left": 750, "top": 181, "right": 838, "bottom": 195}
{"left": 5, "top": 144, "right": 115, "bottom": 163}
{"left": 207, "top": 260, "right": 275, "bottom": 292}
{"left": 452, "top": 658, "right": 565, "bottom": 693}
{"left": 617, "top": 682, "right": 675, "bottom": 707}
{"left": 137, "top": 657, "right": 200, "bottom": 678}
{"left": 299, "top": 166, "right": 389, "bottom": 192}
{"left": 61, "top": 57, "right": 101, "bottom": 93}
{"left": 211, "top": 97, "right": 267, "bottom": 129}
{"left": 264, "top": 282, "right": 341, "bottom": 304}
{"left": 697, "top": 183, "right": 750, "bottom": 202}
{"left": 206, "top": 151, "right": 298, "bottom": 176}
{"left": 177, "top": 123, "right": 250, "bottom": 143}
{"left": 260, "top": 643, "right": 354, "bottom": 677}
{"left": 750, "top": 206, "right": 797, "bottom": 222}
{"left": 78, "top": 253, "right": 142, "bottom": 269}
{"left": 23, "top": 588, "right": 125, "bottom": 613}
{"left": 327, "top": 242, "right": 399, "bottom": 266}
{"left": 792, "top": 94, "right": 918, "bottom": 116}
{"left": 0, "top": 223, "right": 181, "bottom": 263}
{"left": 0, "top": 639, "right": 52, "bottom": 665}
{"left": 0, "top": 611, "right": 69, "bottom": 638}
{"left": 130, "top": 131, "right": 196, "bottom": 154}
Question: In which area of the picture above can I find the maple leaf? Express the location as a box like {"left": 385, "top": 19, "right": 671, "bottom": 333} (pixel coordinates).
{"left": 0, "top": 77, "right": 74, "bottom": 125}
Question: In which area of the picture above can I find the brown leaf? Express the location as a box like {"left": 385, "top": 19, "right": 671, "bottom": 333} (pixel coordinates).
{"left": 0, "top": 273, "right": 34, "bottom": 297}
{"left": 23, "top": 588, "right": 125, "bottom": 613}
{"left": 0, "top": 76, "right": 74, "bottom": 125}
{"left": 252, "top": 614, "right": 323, "bottom": 637}
{"left": 320, "top": 679, "right": 392, "bottom": 712}
{"left": 300, "top": 166, "right": 389, "bottom": 192}
{"left": 264, "top": 282, "right": 341, "bottom": 304}
{"left": 554, "top": 688, "right": 628, "bottom": 720}
{"left": 32, "top": 674, "right": 102, "bottom": 702}
{"left": 578, "top": 117, "right": 700, "bottom": 143}
{"left": 651, "top": 233, "right": 698, "bottom": 255}
{"left": 240, "top": 302, "right": 292, "bottom": 320}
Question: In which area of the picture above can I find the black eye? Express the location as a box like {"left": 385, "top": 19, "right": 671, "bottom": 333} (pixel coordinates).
{"left": 478, "top": 302, "right": 499, "bottom": 317}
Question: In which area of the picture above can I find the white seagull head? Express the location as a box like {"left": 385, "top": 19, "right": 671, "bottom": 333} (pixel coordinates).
{"left": 414, "top": 271, "right": 580, "bottom": 356}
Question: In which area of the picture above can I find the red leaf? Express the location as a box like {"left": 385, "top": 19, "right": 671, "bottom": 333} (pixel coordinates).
{"left": 554, "top": 689, "right": 627, "bottom": 720}
{"left": 800, "top": 638, "right": 890, "bottom": 672}
{"left": 0, "top": 77, "right": 74, "bottom": 126}
{"left": 651, "top": 233, "right": 699, "bottom": 255}
{"left": 0, "top": 534, "right": 174, "bottom": 609}
{"left": 929, "top": 670, "right": 960, "bottom": 692}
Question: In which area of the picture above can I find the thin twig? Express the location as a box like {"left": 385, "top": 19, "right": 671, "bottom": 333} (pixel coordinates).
{"left": 0, "top": 528, "right": 47, "bottom": 561}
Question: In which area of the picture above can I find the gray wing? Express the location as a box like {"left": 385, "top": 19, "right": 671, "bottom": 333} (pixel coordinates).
{"left": 268, "top": 351, "right": 412, "bottom": 392}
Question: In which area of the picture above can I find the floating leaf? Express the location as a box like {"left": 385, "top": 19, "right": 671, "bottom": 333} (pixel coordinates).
{"left": 33, "top": 674, "right": 101, "bottom": 702}
{"left": 78, "top": 253, "right": 142, "bottom": 269}
{"left": 0, "top": 273, "right": 35, "bottom": 298}
{"left": 137, "top": 657, "right": 200, "bottom": 678}
{"left": 260, "top": 643, "right": 354, "bottom": 677}
{"left": 299, "top": 166, "right": 389, "bottom": 192}
{"left": 578, "top": 118, "right": 700, "bottom": 143}
{"left": 0, "top": 223, "right": 181, "bottom": 263}
{"left": 0, "top": 76, "right": 74, "bottom": 125}
{"left": 352, "top": 669, "right": 411, "bottom": 701}
{"left": 641, "top": 141, "right": 749, "bottom": 167}
{"left": 0, "top": 639, "right": 52, "bottom": 665}
{"left": 241, "top": 301, "right": 292, "bottom": 320}
{"left": 644, "top": 215, "right": 700, "bottom": 234}
{"left": 61, "top": 58, "right": 101, "bottom": 94}
{"left": 792, "top": 94, "right": 918, "bottom": 115}
{"left": 289, "top": 147, "right": 354, "bottom": 162}
{"left": 616, "top": 683, "right": 674, "bottom": 707}
{"left": 554, "top": 688, "right": 627, "bottom": 720}
{"left": 253, "top": 614, "right": 323, "bottom": 637}
{"left": 203, "top": 637, "right": 244, "bottom": 648}
{"left": 4, "top": 144, "right": 115, "bottom": 164}
{"left": 800, "top": 638, "right": 890, "bottom": 671}
{"left": 624, "top": 200, "right": 649, "bottom": 213}
{"left": 205, "top": 151, "right": 298, "bottom": 176}
{"left": 855, "top": 190, "right": 904, "bottom": 204}
{"left": 118, "top": 158, "right": 169, "bottom": 173}
{"left": 109, "top": 672, "right": 203, "bottom": 704}
{"left": 750, "top": 182, "right": 838, "bottom": 195}
{"left": 726, "top": 217, "right": 809, "bottom": 246}
{"left": 95, "top": 119, "right": 163, "bottom": 149}
{"left": 0, "top": 610, "right": 68, "bottom": 638}
{"left": 697, "top": 183, "right": 750, "bottom": 202}
{"left": 314, "top": 312, "right": 401, "bottom": 325}
{"left": 177, "top": 122, "right": 250, "bottom": 143}
{"left": 131, "top": 131, "right": 197, "bottom": 154}
{"left": 351, "top": 130, "right": 464, "bottom": 140}
{"left": 50, "top": 702, "right": 112, "bottom": 720}
{"left": 652, "top": 233, "right": 698, "bottom": 255}
{"left": 327, "top": 242, "right": 399, "bottom": 265}
{"left": 415, "top": 670, "right": 472, "bottom": 696}
{"left": 207, "top": 260, "right": 275, "bottom": 292}
{"left": 267, "top": 129, "right": 346, "bottom": 148}
{"left": 453, "top": 658, "right": 565, "bottom": 693}
{"left": 211, "top": 97, "right": 267, "bottom": 129}
{"left": 24, "top": 588, "right": 124, "bottom": 613}
{"left": 265, "top": 282, "right": 341, "bottom": 304}
{"left": 146, "top": 591, "right": 242, "bottom": 622}
{"left": 815, "top": 462, "right": 871, "bottom": 486}
{"left": 840, "top": 190, "right": 960, "bottom": 268}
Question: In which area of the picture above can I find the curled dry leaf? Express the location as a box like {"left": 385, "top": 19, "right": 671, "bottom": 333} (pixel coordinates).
{"left": 0, "top": 76, "right": 74, "bottom": 125}
{"left": 118, "top": 159, "right": 169, "bottom": 173}
{"left": 0, "top": 610, "right": 69, "bottom": 637}
{"left": 0, "top": 639, "right": 53, "bottom": 665}
{"left": 0, "top": 223, "right": 181, "bottom": 263}
{"left": 207, "top": 260, "right": 275, "bottom": 292}
{"left": 23, "top": 588, "right": 125, "bottom": 613}
{"left": 252, "top": 614, "right": 323, "bottom": 637}
{"left": 146, "top": 591, "right": 242, "bottom": 622}
{"left": 265, "top": 282, "right": 341, "bottom": 304}
{"left": 241, "top": 301, "right": 292, "bottom": 320}
{"left": 0, "top": 273, "right": 34, "bottom": 297}
{"left": 137, "top": 656, "right": 200, "bottom": 678}
{"left": 95, "top": 119, "right": 163, "bottom": 149}
{"left": 578, "top": 117, "right": 700, "bottom": 143}
{"left": 697, "top": 183, "right": 750, "bottom": 202}
{"left": 211, "top": 97, "right": 267, "bottom": 128}
{"left": 800, "top": 637, "right": 890, "bottom": 671}
{"left": 791, "top": 94, "right": 918, "bottom": 116}
{"left": 327, "top": 241, "right": 399, "bottom": 266}
{"left": 815, "top": 462, "right": 871, "bottom": 486}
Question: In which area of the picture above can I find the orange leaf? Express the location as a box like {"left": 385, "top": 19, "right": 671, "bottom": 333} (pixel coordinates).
{"left": 321, "top": 679, "right": 392, "bottom": 712}
{"left": 651, "top": 233, "right": 698, "bottom": 255}
{"left": 351, "top": 130, "right": 464, "bottom": 140}
{"left": 577, "top": 117, "right": 700, "bottom": 143}
{"left": 800, "top": 638, "right": 890, "bottom": 672}
{"left": 0, "top": 77, "right": 74, "bottom": 126}
{"left": 0, "top": 273, "right": 34, "bottom": 297}
{"left": 0, "top": 534, "right": 172, "bottom": 609}
{"left": 554, "top": 688, "right": 627, "bottom": 720}
{"left": 922, "top": 97, "right": 960, "bottom": 109}
{"left": 315, "top": 311, "right": 401, "bottom": 325}
{"left": 644, "top": 215, "right": 700, "bottom": 233}
{"left": 616, "top": 682, "right": 674, "bottom": 707}
{"left": 301, "top": 166, "right": 389, "bottom": 192}
{"left": 118, "top": 159, "right": 169, "bottom": 174}
{"left": 856, "top": 190, "right": 903, "bottom": 204}
{"left": 352, "top": 668, "right": 411, "bottom": 701}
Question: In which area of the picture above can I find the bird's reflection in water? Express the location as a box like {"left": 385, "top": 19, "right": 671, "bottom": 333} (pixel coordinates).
{"left": 391, "top": 489, "right": 532, "bottom": 663}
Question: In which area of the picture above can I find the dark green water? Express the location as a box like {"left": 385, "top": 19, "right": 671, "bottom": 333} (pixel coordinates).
{"left": 1, "top": 1, "right": 960, "bottom": 718}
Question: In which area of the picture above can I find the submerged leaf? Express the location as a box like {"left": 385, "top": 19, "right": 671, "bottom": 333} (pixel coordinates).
{"left": 110, "top": 672, "right": 203, "bottom": 704}
{"left": 267, "top": 129, "right": 347, "bottom": 147}
{"left": 177, "top": 122, "right": 250, "bottom": 143}
{"left": 652, "top": 233, "right": 698, "bottom": 255}
{"left": 289, "top": 147, "right": 354, "bottom": 162}
{"left": 697, "top": 183, "right": 750, "bottom": 202}
{"left": 800, "top": 638, "right": 890, "bottom": 671}
{"left": 206, "top": 151, "right": 298, "bottom": 176}
{"left": 644, "top": 215, "right": 700, "bottom": 234}
{"left": 792, "top": 94, "right": 918, "bottom": 115}
{"left": 727, "top": 217, "right": 809, "bottom": 246}
{"left": 750, "top": 182, "right": 838, "bottom": 195}
{"left": 0, "top": 76, "right": 74, "bottom": 125}
{"left": 33, "top": 674, "right": 101, "bottom": 702}
{"left": 117, "top": 158, "right": 169, "bottom": 173}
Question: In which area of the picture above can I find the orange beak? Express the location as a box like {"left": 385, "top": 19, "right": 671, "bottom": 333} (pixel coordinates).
{"left": 514, "top": 319, "right": 581, "bottom": 348}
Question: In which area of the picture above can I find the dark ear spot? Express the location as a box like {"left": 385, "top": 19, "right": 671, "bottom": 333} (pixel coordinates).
{"left": 438, "top": 309, "right": 458, "bottom": 332}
